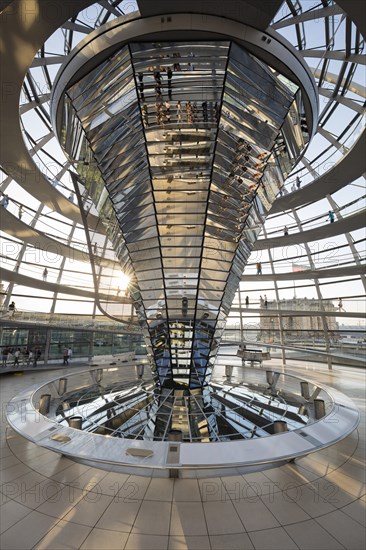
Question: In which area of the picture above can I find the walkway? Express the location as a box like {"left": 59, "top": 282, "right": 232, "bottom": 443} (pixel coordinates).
{"left": 0, "top": 359, "right": 364, "bottom": 549}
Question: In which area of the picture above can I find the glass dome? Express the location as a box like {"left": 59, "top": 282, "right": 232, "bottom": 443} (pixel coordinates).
{"left": 0, "top": 0, "right": 364, "bottom": 369}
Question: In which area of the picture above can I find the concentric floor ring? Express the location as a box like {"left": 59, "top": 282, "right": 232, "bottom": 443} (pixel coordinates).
{"left": 6, "top": 364, "right": 359, "bottom": 477}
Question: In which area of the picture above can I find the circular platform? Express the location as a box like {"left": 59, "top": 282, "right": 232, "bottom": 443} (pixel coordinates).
{"left": 6, "top": 365, "right": 359, "bottom": 476}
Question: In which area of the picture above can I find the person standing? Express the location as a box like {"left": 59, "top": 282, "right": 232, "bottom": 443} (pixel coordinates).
{"left": 167, "top": 66, "right": 172, "bottom": 100}
{"left": 0, "top": 194, "right": 9, "bottom": 208}
{"left": 18, "top": 205, "right": 23, "bottom": 219}
{"left": 256, "top": 262, "right": 262, "bottom": 275}
{"left": 141, "top": 103, "right": 149, "bottom": 127}
{"left": 264, "top": 294, "right": 268, "bottom": 309}
{"left": 63, "top": 347, "right": 69, "bottom": 365}
{"left": 245, "top": 296, "right": 249, "bottom": 307}
{"left": 8, "top": 301, "right": 16, "bottom": 317}
{"left": 177, "top": 100, "right": 182, "bottom": 123}
{"left": 328, "top": 210, "right": 335, "bottom": 223}
{"left": 138, "top": 72, "right": 144, "bottom": 100}
{"left": 284, "top": 226, "right": 289, "bottom": 236}
{"left": 2, "top": 347, "right": 9, "bottom": 367}
{"left": 67, "top": 347, "right": 73, "bottom": 363}
{"left": 42, "top": 268, "right": 48, "bottom": 281}
{"left": 27, "top": 349, "right": 33, "bottom": 367}
{"left": 13, "top": 348, "right": 20, "bottom": 368}
{"left": 33, "top": 348, "right": 41, "bottom": 367}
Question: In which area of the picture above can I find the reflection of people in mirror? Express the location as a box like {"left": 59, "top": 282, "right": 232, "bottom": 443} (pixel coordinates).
{"left": 8, "top": 301, "right": 16, "bottom": 317}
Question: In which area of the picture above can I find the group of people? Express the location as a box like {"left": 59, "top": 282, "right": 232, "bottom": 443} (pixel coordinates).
{"left": 1, "top": 346, "right": 41, "bottom": 368}
{"left": 138, "top": 53, "right": 196, "bottom": 101}
{"left": 279, "top": 176, "right": 301, "bottom": 196}
{"left": 1, "top": 345, "right": 75, "bottom": 367}
{"left": 141, "top": 98, "right": 220, "bottom": 128}
{"left": 1, "top": 193, "right": 25, "bottom": 220}
{"left": 244, "top": 295, "right": 270, "bottom": 308}
{"left": 290, "top": 177, "right": 302, "bottom": 192}
{"left": 63, "top": 347, "right": 73, "bottom": 365}
{"left": 136, "top": 55, "right": 222, "bottom": 128}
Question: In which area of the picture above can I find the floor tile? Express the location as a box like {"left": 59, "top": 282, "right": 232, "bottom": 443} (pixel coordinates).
{"left": 117, "top": 475, "right": 150, "bottom": 501}
{"left": 87, "top": 471, "right": 129, "bottom": 497}
{"left": 316, "top": 509, "right": 366, "bottom": 550}
{"left": 249, "top": 526, "right": 298, "bottom": 549}
{"left": 0, "top": 455, "right": 22, "bottom": 470}
{"left": 263, "top": 465, "right": 305, "bottom": 490}
{"left": 51, "top": 463, "right": 93, "bottom": 484}
{"left": 0, "top": 463, "right": 31, "bottom": 483}
{"left": 170, "top": 501, "right": 207, "bottom": 536}
{"left": 168, "top": 534, "right": 211, "bottom": 549}
{"left": 286, "top": 462, "right": 319, "bottom": 483}
{"left": 260, "top": 491, "right": 311, "bottom": 525}
{"left": 33, "top": 457, "right": 76, "bottom": 478}
{"left": 62, "top": 493, "right": 114, "bottom": 526}
{"left": 68, "top": 467, "right": 108, "bottom": 495}
{"left": 285, "top": 519, "right": 345, "bottom": 549}
{"left": 203, "top": 500, "right": 245, "bottom": 535}
{"left": 286, "top": 483, "right": 337, "bottom": 518}
{"left": 95, "top": 499, "right": 141, "bottom": 532}
{"left": 80, "top": 527, "right": 128, "bottom": 549}
{"left": 0, "top": 499, "right": 32, "bottom": 533}
{"left": 0, "top": 510, "right": 58, "bottom": 549}
{"left": 337, "top": 460, "right": 366, "bottom": 483}
{"left": 36, "top": 485, "right": 84, "bottom": 519}
{"left": 210, "top": 532, "right": 254, "bottom": 549}
{"left": 131, "top": 500, "right": 171, "bottom": 535}
{"left": 221, "top": 475, "right": 249, "bottom": 501}
{"left": 125, "top": 533, "right": 168, "bottom": 549}
{"left": 173, "top": 479, "right": 201, "bottom": 502}
{"left": 306, "top": 478, "right": 355, "bottom": 509}
{"left": 340, "top": 498, "right": 366, "bottom": 526}
{"left": 144, "top": 478, "right": 174, "bottom": 501}
{"left": 323, "top": 470, "right": 365, "bottom": 500}
{"left": 12, "top": 476, "right": 61, "bottom": 509}
{"left": 233, "top": 496, "right": 280, "bottom": 531}
{"left": 33, "top": 519, "right": 92, "bottom": 549}
{"left": 198, "top": 477, "right": 227, "bottom": 502}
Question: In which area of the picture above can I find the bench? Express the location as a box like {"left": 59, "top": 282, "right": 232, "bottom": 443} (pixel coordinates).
{"left": 90, "top": 352, "right": 135, "bottom": 366}
{"left": 236, "top": 349, "right": 271, "bottom": 366}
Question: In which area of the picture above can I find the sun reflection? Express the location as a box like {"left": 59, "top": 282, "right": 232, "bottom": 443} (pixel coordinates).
{"left": 115, "top": 272, "right": 130, "bottom": 296}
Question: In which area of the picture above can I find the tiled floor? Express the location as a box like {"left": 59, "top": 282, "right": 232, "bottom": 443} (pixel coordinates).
{"left": 0, "top": 360, "right": 365, "bottom": 549}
